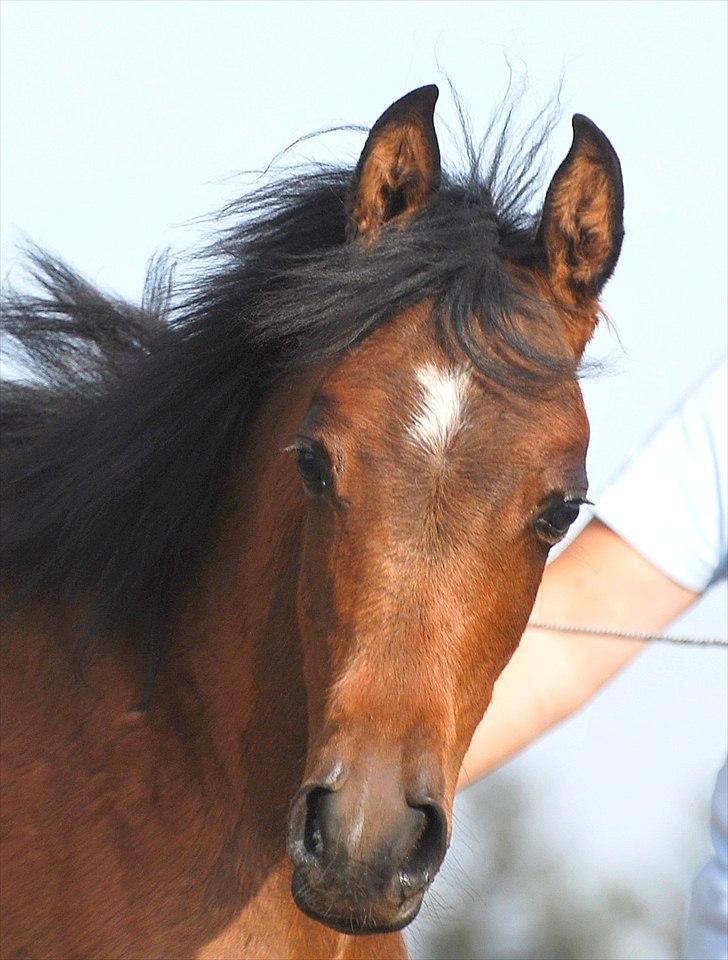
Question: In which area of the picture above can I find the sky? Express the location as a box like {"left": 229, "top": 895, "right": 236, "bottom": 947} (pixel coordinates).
{"left": 2, "top": 3, "right": 726, "bottom": 957}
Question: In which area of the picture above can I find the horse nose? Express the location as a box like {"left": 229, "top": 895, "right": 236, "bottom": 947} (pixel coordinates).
{"left": 287, "top": 778, "right": 448, "bottom": 900}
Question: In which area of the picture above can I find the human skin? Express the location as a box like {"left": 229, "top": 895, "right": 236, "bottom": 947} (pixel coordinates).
{"left": 458, "top": 519, "right": 699, "bottom": 788}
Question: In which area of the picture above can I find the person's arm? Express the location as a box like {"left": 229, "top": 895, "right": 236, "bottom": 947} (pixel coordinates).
{"left": 458, "top": 518, "right": 699, "bottom": 789}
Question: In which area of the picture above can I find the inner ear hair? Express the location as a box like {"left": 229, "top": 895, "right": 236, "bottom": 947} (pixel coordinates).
{"left": 347, "top": 85, "right": 441, "bottom": 241}
{"left": 537, "top": 114, "right": 624, "bottom": 303}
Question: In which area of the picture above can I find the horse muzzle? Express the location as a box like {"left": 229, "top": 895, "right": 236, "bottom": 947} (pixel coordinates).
{"left": 286, "top": 764, "right": 448, "bottom": 934}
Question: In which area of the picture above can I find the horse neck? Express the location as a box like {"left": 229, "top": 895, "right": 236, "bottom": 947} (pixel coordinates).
{"left": 163, "top": 372, "right": 313, "bottom": 832}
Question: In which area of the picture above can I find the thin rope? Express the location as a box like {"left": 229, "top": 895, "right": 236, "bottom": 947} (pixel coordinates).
{"left": 529, "top": 622, "right": 728, "bottom": 648}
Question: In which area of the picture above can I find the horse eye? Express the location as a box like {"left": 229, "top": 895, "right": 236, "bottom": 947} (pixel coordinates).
{"left": 296, "top": 445, "right": 332, "bottom": 496}
{"left": 534, "top": 499, "right": 582, "bottom": 545}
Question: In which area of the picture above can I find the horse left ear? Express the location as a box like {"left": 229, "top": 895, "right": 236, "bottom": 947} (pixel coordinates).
{"left": 537, "top": 115, "right": 624, "bottom": 321}
{"left": 347, "top": 85, "right": 441, "bottom": 241}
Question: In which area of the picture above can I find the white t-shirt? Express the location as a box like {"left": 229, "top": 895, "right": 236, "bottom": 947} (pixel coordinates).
{"left": 596, "top": 359, "right": 728, "bottom": 960}
{"left": 596, "top": 360, "right": 727, "bottom": 592}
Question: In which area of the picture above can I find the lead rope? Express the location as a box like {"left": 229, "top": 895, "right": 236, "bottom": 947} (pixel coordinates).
{"left": 528, "top": 622, "right": 728, "bottom": 648}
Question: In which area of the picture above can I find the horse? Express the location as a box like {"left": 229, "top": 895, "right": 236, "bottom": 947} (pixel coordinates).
{"left": 0, "top": 84, "right": 623, "bottom": 959}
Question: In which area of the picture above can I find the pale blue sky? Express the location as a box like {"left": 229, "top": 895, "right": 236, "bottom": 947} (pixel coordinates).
{"left": 2, "top": 3, "right": 726, "bottom": 957}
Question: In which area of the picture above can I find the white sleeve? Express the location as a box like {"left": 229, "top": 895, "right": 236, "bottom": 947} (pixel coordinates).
{"left": 595, "top": 360, "right": 728, "bottom": 593}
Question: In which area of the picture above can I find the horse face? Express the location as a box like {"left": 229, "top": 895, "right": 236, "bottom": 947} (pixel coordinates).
{"left": 286, "top": 303, "right": 589, "bottom": 933}
{"left": 286, "top": 86, "right": 622, "bottom": 935}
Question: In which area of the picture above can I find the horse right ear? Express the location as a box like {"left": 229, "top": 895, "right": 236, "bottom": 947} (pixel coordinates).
{"left": 347, "top": 85, "right": 441, "bottom": 241}
{"left": 537, "top": 115, "right": 624, "bottom": 307}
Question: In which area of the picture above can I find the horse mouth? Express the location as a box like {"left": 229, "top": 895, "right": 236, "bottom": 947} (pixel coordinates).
{"left": 291, "top": 869, "right": 425, "bottom": 935}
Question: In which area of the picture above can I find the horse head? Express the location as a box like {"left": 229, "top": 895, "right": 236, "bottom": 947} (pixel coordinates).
{"left": 285, "top": 85, "right": 623, "bottom": 935}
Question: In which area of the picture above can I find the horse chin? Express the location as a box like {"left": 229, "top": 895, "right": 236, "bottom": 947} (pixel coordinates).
{"left": 291, "top": 869, "right": 424, "bottom": 935}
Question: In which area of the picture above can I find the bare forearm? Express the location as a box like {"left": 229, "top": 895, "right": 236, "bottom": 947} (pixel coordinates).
{"left": 458, "top": 520, "right": 698, "bottom": 789}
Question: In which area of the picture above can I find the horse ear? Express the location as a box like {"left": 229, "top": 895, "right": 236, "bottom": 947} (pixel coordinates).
{"left": 347, "top": 85, "right": 441, "bottom": 241}
{"left": 537, "top": 115, "right": 624, "bottom": 314}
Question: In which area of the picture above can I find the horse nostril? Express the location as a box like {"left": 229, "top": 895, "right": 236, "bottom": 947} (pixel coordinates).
{"left": 404, "top": 798, "right": 448, "bottom": 893}
{"left": 288, "top": 783, "right": 332, "bottom": 869}
{"left": 288, "top": 765, "right": 347, "bottom": 870}
{"left": 303, "top": 786, "right": 330, "bottom": 861}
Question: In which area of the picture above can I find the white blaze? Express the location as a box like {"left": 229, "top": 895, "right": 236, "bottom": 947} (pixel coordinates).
{"left": 410, "top": 364, "right": 470, "bottom": 454}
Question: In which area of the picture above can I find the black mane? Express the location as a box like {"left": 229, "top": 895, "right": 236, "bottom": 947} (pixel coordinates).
{"left": 0, "top": 104, "right": 577, "bottom": 670}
